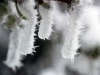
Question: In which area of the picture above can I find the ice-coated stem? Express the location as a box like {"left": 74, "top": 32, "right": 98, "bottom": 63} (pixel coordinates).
{"left": 4, "top": 26, "right": 23, "bottom": 71}
{"left": 61, "top": 0, "right": 93, "bottom": 62}
{"left": 38, "top": 5, "right": 53, "bottom": 40}
{"left": 4, "top": 0, "right": 37, "bottom": 70}
{"left": 17, "top": 0, "right": 37, "bottom": 55}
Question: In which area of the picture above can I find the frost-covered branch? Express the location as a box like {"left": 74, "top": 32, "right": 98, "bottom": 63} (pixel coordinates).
{"left": 0, "top": 0, "right": 93, "bottom": 71}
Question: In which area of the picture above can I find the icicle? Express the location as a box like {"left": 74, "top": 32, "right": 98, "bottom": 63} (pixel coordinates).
{"left": 61, "top": 0, "right": 93, "bottom": 62}
{"left": 38, "top": 5, "right": 53, "bottom": 40}
{"left": 17, "top": 0, "right": 37, "bottom": 55}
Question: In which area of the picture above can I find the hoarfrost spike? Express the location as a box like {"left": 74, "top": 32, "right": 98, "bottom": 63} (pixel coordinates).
{"left": 61, "top": 0, "right": 93, "bottom": 62}
{"left": 38, "top": 5, "right": 53, "bottom": 39}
